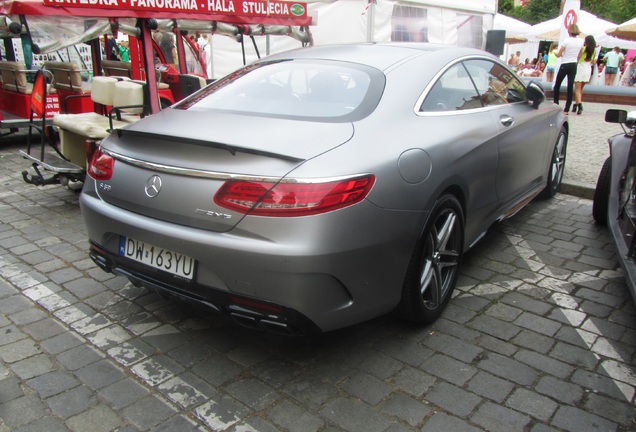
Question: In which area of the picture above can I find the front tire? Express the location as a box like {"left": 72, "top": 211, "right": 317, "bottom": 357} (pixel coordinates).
{"left": 540, "top": 127, "right": 567, "bottom": 199}
{"left": 593, "top": 157, "right": 611, "bottom": 225}
{"left": 398, "top": 194, "right": 464, "bottom": 325}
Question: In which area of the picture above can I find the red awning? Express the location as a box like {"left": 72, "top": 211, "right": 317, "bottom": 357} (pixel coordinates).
{"left": 1, "top": 0, "right": 312, "bottom": 26}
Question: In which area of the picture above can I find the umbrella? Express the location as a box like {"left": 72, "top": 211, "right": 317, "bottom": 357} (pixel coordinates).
{"left": 505, "top": 35, "right": 529, "bottom": 44}
{"left": 605, "top": 17, "right": 636, "bottom": 41}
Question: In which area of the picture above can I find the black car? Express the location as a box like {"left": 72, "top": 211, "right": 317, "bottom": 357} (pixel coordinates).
{"left": 593, "top": 109, "right": 636, "bottom": 303}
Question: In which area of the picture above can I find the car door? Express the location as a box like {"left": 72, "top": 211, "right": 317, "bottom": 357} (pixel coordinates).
{"left": 417, "top": 61, "right": 501, "bottom": 246}
{"left": 463, "top": 59, "right": 553, "bottom": 207}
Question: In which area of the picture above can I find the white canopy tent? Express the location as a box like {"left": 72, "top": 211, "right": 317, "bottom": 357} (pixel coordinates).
{"left": 205, "top": 0, "right": 499, "bottom": 79}
{"left": 493, "top": 13, "right": 531, "bottom": 41}
{"left": 527, "top": 10, "right": 615, "bottom": 41}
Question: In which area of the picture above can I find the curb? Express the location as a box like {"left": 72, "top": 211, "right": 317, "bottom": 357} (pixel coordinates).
{"left": 561, "top": 179, "right": 595, "bottom": 200}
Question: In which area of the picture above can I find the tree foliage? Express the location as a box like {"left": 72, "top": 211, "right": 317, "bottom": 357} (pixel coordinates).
{"left": 498, "top": 0, "right": 636, "bottom": 25}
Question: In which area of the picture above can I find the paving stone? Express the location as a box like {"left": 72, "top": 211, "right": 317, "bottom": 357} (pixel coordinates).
{"left": 0, "top": 376, "right": 24, "bottom": 404}
{"left": 66, "top": 404, "right": 123, "bottom": 432}
{"left": 194, "top": 393, "right": 249, "bottom": 431}
{"left": 154, "top": 415, "right": 205, "bottom": 432}
{"left": 391, "top": 366, "right": 436, "bottom": 398}
{"left": 23, "top": 317, "right": 67, "bottom": 341}
{"left": 352, "top": 350, "right": 404, "bottom": 380}
{"left": 380, "top": 392, "right": 430, "bottom": 427}
{"left": 551, "top": 405, "right": 618, "bottom": 432}
{"left": 424, "top": 382, "right": 481, "bottom": 418}
{"left": 420, "top": 412, "right": 482, "bottom": 432}
{"left": 535, "top": 376, "right": 585, "bottom": 405}
{"left": 514, "top": 349, "right": 574, "bottom": 379}
{"left": 511, "top": 329, "right": 556, "bottom": 354}
{"left": 12, "top": 416, "right": 68, "bottom": 432}
{"left": 420, "top": 353, "right": 477, "bottom": 386}
{"left": 46, "top": 385, "right": 97, "bottom": 419}
{"left": 0, "top": 394, "right": 48, "bottom": 428}
{"left": 571, "top": 369, "right": 635, "bottom": 401}
{"left": 469, "top": 315, "right": 522, "bottom": 341}
{"left": 514, "top": 312, "right": 562, "bottom": 337}
{"left": 97, "top": 378, "right": 150, "bottom": 411}
{"left": 121, "top": 395, "right": 177, "bottom": 431}
{"left": 39, "top": 332, "right": 84, "bottom": 355}
{"left": 470, "top": 401, "right": 531, "bottom": 432}
{"left": 421, "top": 332, "right": 483, "bottom": 363}
{"left": 281, "top": 375, "right": 339, "bottom": 411}
{"left": 74, "top": 359, "right": 126, "bottom": 391}
{"left": 550, "top": 341, "right": 600, "bottom": 370}
{"left": 505, "top": 388, "right": 558, "bottom": 422}
{"left": 0, "top": 325, "right": 28, "bottom": 346}
{"left": 7, "top": 307, "right": 48, "bottom": 326}
{"left": 466, "top": 371, "right": 515, "bottom": 404}
{"left": 584, "top": 392, "right": 636, "bottom": 426}
{"left": 319, "top": 397, "right": 392, "bottom": 432}
{"left": 342, "top": 372, "right": 393, "bottom": 406}
{"left": 11, "top": 354, "right": 55, "bottom": 380}
{"left": 267, "top": 400, "right": 324, "bottom": 432}
{"left": 477, "top": 352, "right": 539, "bottom": 386}
{"left": 0, "top": 295, "right": 32, "bottom": 315}
{"left": 26, "top": 370, "right": 79, "bottom": 398}
{"left": 56, "top": 344, "right": 104, "bottom": 371}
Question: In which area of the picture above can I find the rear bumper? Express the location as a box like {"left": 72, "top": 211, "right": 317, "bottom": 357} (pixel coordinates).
{"left": 89, "top": 242, "right": 322, "bottom": 335}
{"left": 80, "top": 182, "right": 421, "bottom": 334}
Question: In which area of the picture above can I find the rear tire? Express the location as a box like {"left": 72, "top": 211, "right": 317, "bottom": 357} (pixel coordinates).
{"left": 593, "top": 157, "right": 611, "bottom": 225}
{"left": 398, "top": 194, "right": 464, "bottom": 325}
{"left": 540, "top": 127, "right": 567, "bottom": 199}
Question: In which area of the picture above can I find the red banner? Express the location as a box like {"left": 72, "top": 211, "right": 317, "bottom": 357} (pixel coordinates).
{"left": 41, "top": 0, "right": 308, "bottom": 21}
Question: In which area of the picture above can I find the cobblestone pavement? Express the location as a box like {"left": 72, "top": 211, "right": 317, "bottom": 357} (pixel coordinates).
{"left": 1, "top": 106, "right": 636, "bottom": 432}
{"left": 562, "top": 102, "right": 634, "bottom": 194}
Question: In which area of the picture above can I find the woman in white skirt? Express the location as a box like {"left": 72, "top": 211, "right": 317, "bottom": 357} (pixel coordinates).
{"left": 573, "top": 35, "right": 597, "bottom": 115}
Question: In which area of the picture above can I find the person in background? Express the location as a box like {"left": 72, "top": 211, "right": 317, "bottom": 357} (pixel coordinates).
{"left": 546, "top": 43, "right": 558, "bottom": 82}
{"left": 602, "top": 46, "right": 625, "bottom": 86}
{"left": 573, "top": 35, "right": 596, "bottom": 115}
{"left": 105, "top": 35, "right": 121, "bottom": 61}
{"left": 621, "top": 56, "right": 636, "bottom": 87}
{"left": 118, "top": 40, "right": 130, "bottom": 62}
{"left": 159, "top": 32, "right": 177, "bottom": 66}
{"left": 553, "top": 24, "right": 584, "bottom": 114}
{"left": 508, "top": 51, "right": 521, "bottom": 71}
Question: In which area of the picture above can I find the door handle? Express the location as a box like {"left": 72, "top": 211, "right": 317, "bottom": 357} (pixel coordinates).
{"left": 500, "top": 115, "right": 514, "bottom": 127}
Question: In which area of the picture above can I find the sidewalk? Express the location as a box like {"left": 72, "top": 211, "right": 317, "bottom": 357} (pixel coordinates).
{"left": 560, "top": 101, "right": 634, "bottom": 199}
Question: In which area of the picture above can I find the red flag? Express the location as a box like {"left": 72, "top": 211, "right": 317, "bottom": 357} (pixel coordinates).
{"left": 31, "top": 71, "right": 46, "bottom": 117}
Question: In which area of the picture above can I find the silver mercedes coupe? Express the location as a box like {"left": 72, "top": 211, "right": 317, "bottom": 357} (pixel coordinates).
{"left": 80, "top": 43, "right": 568, "bottom": 335}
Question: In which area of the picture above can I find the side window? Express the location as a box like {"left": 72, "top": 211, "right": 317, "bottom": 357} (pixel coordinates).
{"left": 420, "top": 63, "right": 482, "bottom": 112}
{"left": 463, "top": 59, "right": 528, "bottom": 107}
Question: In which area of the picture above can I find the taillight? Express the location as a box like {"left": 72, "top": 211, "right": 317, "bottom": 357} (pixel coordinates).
{"left": 214, "top": 175, "right": 375, "bottom": 217}
{"left": 87, "top": 148, "right": 114, "bottom": 181}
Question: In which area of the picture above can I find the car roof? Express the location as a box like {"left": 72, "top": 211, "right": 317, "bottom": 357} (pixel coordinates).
{"left": 259, "top": 42, "right": 495, "bottom": 72}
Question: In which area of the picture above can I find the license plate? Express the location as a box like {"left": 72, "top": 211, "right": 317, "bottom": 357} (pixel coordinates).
{"left": 119, "top": 237, "right": 195, "bottom": 280}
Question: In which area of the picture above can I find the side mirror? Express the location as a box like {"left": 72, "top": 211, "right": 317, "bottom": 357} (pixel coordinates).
{"left": 526, "top": 81, "right": 545, "bottom": 109}
{"left": 605, "top": 109, "right": 627, "bottom": 124}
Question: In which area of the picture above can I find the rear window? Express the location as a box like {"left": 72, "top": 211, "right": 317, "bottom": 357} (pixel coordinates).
{"left": 175, "top": 59, "right": 384, "bottom": 122}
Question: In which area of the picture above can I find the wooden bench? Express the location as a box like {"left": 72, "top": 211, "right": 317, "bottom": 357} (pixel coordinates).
{"left": 44, "top": 61, "right": 92, "bottom": 114}
{"left": 0, "top": 61, "right": 32, "bottom": 94}
{"left": 0, "top": 61, "right": 58, "bottom": 120}
{"left": 53, "top": 77, "right": 145, "bottom": 168}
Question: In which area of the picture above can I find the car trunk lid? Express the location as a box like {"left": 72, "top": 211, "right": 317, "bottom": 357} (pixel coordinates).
{"left": 95, "top": 110, "right": 354, "bottom": 232}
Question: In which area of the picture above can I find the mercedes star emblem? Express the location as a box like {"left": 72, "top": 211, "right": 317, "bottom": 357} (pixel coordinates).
{"left": 145, "top": 175, "right": 162, "bottom": 198}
